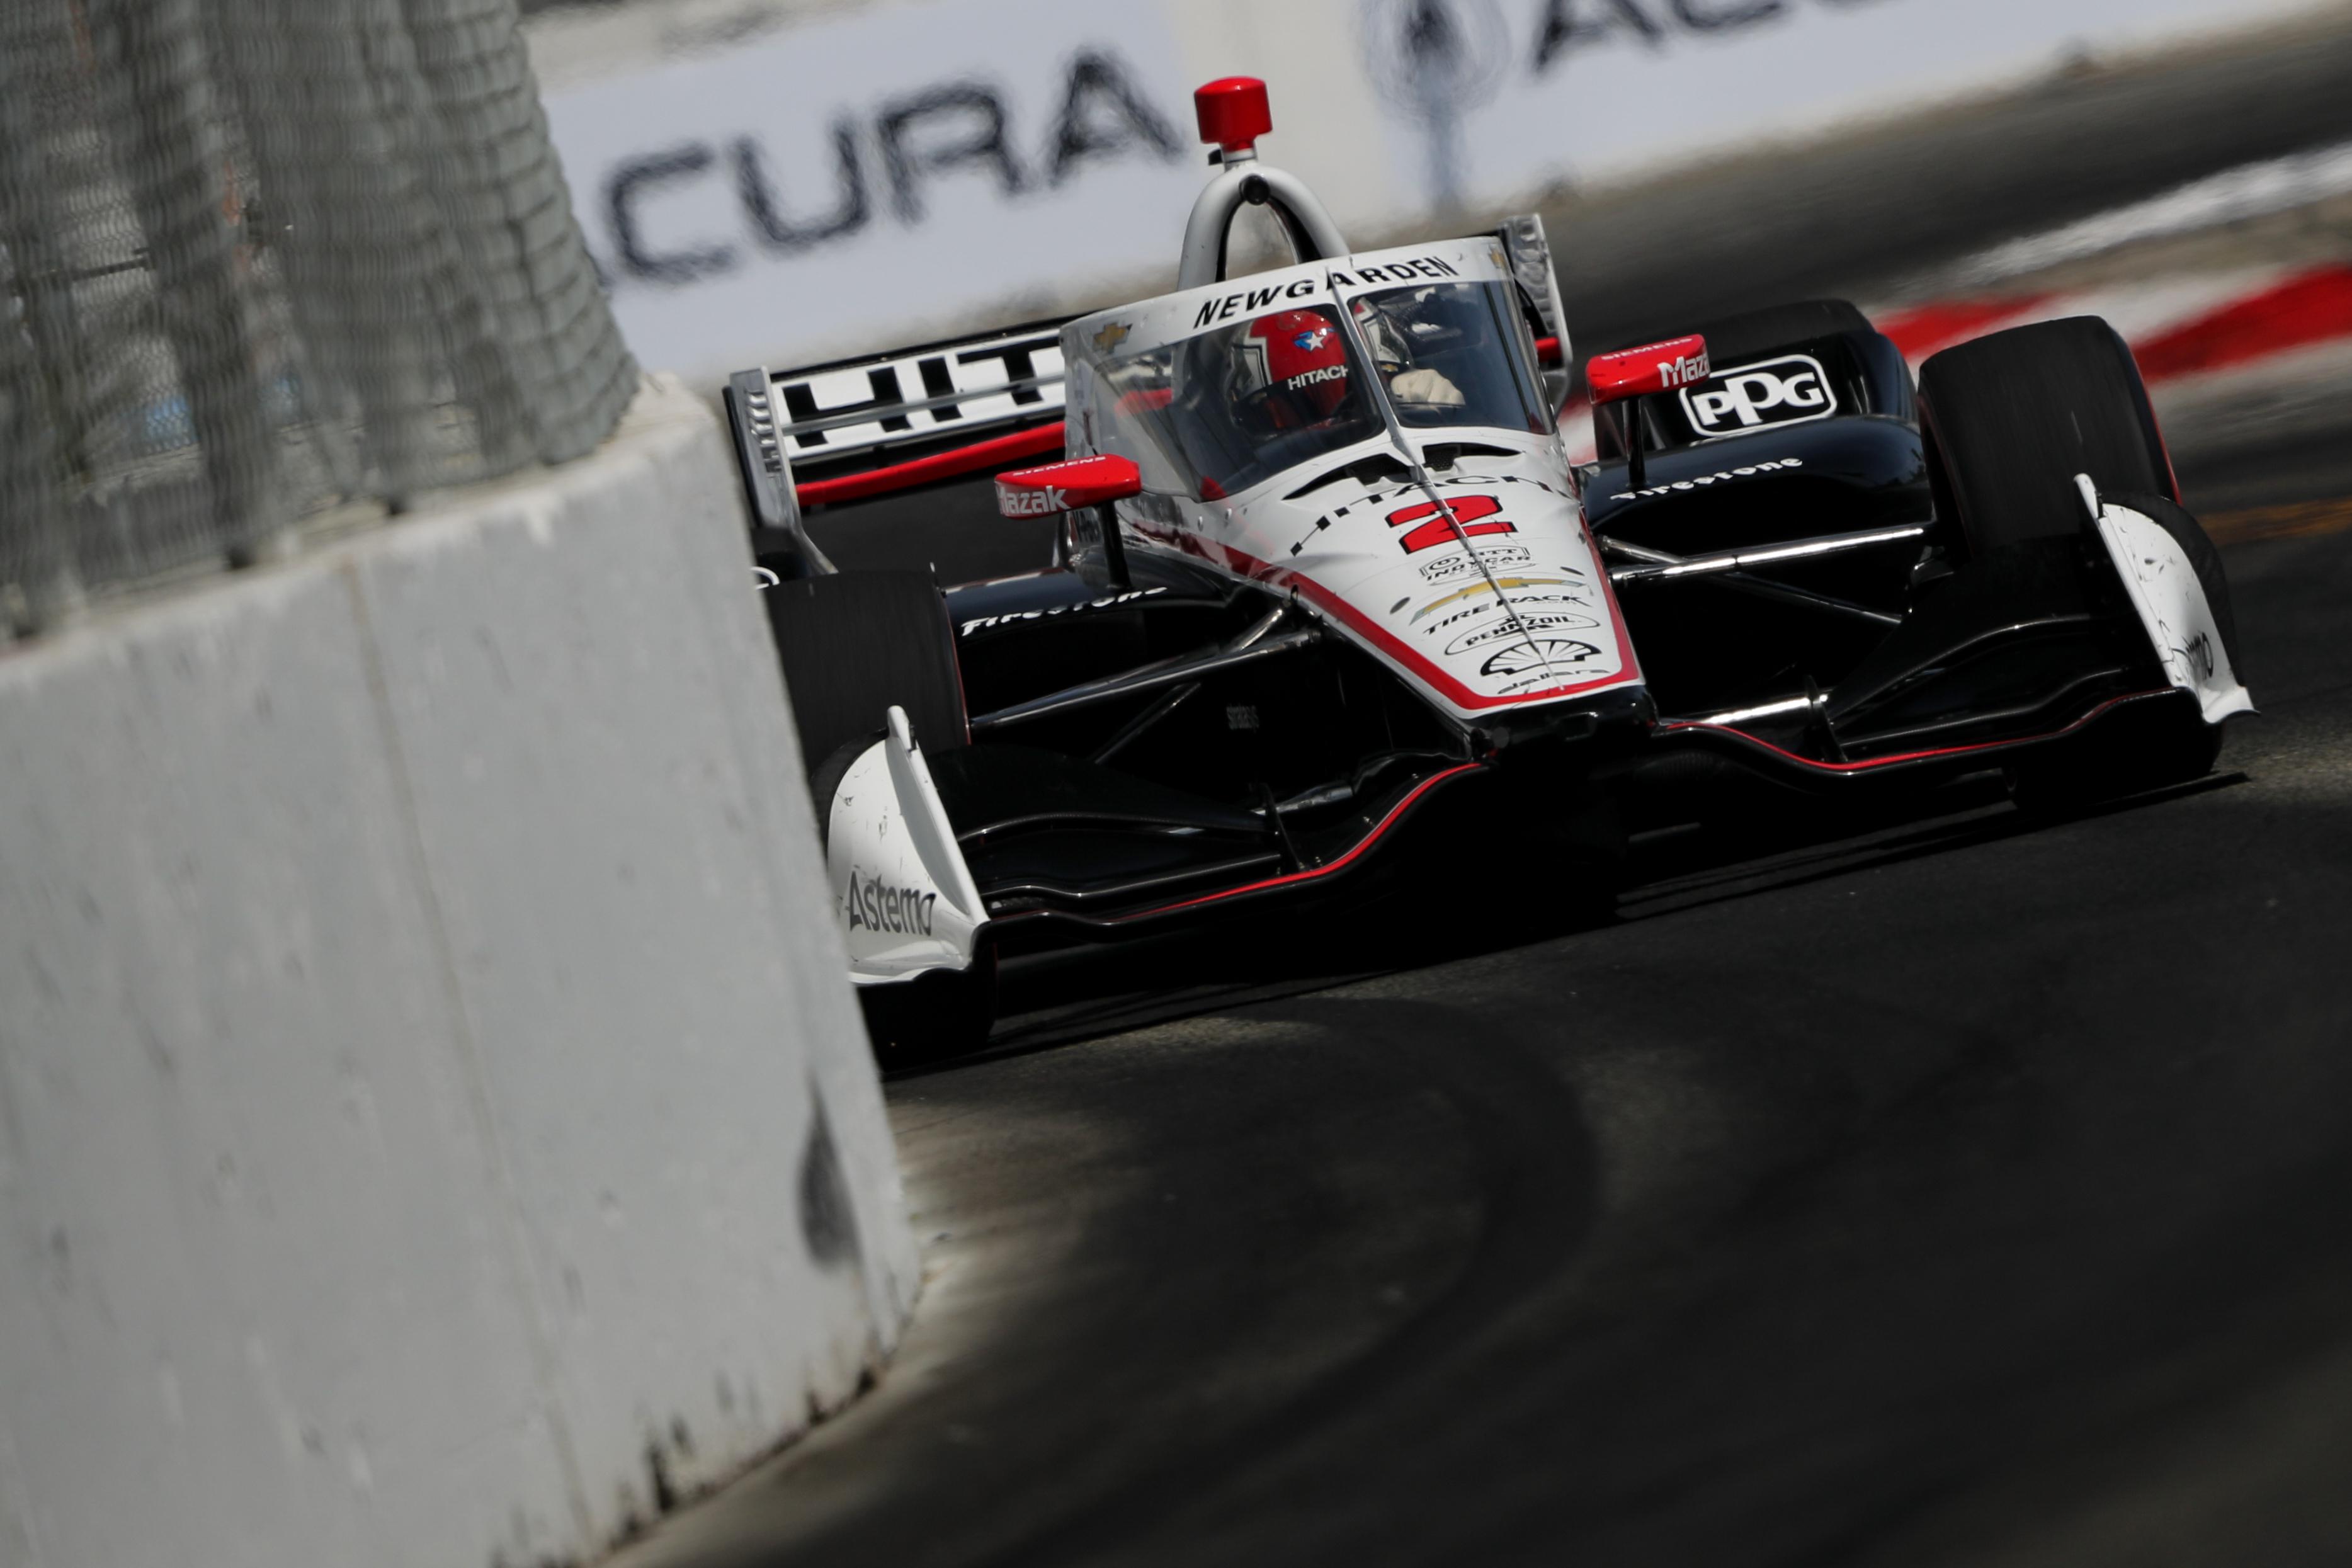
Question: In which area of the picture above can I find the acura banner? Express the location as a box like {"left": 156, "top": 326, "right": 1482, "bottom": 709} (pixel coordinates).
{"left": 535, "top": 0, "right": 2322, "bottom": 385}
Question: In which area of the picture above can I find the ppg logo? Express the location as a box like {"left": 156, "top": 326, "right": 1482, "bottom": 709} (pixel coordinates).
{"left": 1679, "top": 354, "right": 1836, "bottom": 438}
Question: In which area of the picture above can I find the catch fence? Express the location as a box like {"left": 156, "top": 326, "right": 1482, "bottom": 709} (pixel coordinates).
{"left": 0, "top": 0, "right": 637, "bottom": 632}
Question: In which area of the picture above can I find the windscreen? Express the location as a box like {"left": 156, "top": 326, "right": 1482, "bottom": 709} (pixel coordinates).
{"left": 1086, "top": 280, "right": 1550, "bottom": 501}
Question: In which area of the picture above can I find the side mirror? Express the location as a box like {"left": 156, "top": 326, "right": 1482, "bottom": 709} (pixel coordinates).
{"left": 1584, "top": 334, "right": 1708, "bottom": 491}
{"left": 996, "top": 454, "right": 1144, "bottom": 518}
{"left": 1585, "top": 334, "right": 1710, "bottom": 407}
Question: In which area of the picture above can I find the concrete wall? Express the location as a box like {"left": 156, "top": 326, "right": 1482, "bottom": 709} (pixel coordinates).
{"left": 0, "top": 377, "right": 917, "bottom": 1568}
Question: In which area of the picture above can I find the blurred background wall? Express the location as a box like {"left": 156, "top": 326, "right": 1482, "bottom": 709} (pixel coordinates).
{"left": 516, "top": 0, "right": 2343, "bottom": 385}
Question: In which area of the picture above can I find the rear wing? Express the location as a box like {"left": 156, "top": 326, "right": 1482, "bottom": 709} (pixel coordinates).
{"left": 723, "top": 317, "right": 1075, "bottom": 572}
{"left": 722, "top": 215, "right": 1570, "bottom": 572}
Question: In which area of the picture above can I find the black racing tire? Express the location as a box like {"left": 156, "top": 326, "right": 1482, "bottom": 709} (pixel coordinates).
{"left": 763, "top": 570, "right": 967, "bottom": 786}
{"left": 1918, "top": 315, "right": 2172, "bottom": 557}
{"left": 1925, "top": 321, "right": 2219, "bottom": 805}
{"left": 771, "top": 572, "right": 992, "bottom": 1065}
{"left": 2004, "top": 696, "right": 2222, "bottom": 817}
{"left": 807, "top": 734, "right": 999, "bottom": 1067}
{"left": 1921, "top": 319, "right": 2222, "bottom": 809}
{"left": 858, "top": 956, "right": 999, "bottom": 1071}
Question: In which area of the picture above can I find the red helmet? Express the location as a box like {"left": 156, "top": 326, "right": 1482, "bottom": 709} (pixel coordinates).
{"left": 1229, "top": 309, "right": 1351, "bottom": 433}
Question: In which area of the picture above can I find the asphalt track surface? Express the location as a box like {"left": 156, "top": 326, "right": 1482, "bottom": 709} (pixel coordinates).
{"left": 632, "top": 431, "right": 2352, "bottom": 1568}
{"left": 626, "top": 47, "right": 2352, "bottom": 1568}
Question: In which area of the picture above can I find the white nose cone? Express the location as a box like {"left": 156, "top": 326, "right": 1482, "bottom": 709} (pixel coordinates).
{"left": 1271, "top": 471, "right": 1643, "bottom": 724}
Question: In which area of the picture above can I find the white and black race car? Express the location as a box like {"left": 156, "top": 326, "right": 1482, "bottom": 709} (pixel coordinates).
{"left": 729, "top": 77, "right": 2251, "bottom": 1059}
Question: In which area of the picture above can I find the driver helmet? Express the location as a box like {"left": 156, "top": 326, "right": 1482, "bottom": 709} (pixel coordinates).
{"left": 1229, "top": 309, "right": 1351, "bottom": 435}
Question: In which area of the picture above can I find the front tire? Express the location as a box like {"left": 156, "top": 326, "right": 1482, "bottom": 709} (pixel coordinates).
{"left": 1920, "top": 317, "right": 2221, "bottom": 805}
{"left": 766, "top": 572, "right": 995, "bottom": 1063}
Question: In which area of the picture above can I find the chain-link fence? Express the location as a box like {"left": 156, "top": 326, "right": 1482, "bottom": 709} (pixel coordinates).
{"left": 0, "top": 0, "right": 639, "bottom": 634}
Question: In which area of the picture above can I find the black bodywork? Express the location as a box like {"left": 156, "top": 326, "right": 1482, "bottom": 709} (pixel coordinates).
{"left": 751, "top": 306, "right": 2198, "bottom": 943}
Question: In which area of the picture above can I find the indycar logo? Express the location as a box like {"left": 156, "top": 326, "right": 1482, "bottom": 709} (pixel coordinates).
{"left": 1418, "top": 544, "right": 1532, "bottom": 582}
{"left": 1387, "top": 494, "right": 1513, "bottom": 555}
{"left": 844, "top": 868, "right": 935, "bottom": 938}
{"left": 1679, "top": 355, "right": 1835, "bottom": 438}
{"left": 1479, "top": 639, "right": 1602, "bottom": 678}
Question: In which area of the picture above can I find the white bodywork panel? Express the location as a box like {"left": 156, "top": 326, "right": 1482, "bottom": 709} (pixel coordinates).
{"left": 2084, "top": 477, "right": 2256, "bottom": 725}
{"left": 825, "top": 707, "right": 986, "bottom": 985}
{"left": 1064, "top": 236, "right": 1645, "bottom": 727}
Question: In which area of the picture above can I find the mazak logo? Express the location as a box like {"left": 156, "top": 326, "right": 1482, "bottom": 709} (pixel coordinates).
{"left": 1680, "top": 355, "right": 1835, "bottom": 438}
{"left": 1657, "top": 350, "right": 1709, "bottom": 389}
{"left": 997, "top": 483, "right": 1062, "bottom": 516}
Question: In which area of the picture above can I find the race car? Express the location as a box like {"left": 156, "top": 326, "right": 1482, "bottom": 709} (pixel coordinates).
{"left": 727, "top": 77, "right": 2252, "bottom": 1060}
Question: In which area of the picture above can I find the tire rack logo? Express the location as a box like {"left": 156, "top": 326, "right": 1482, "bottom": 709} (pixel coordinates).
{"left": 1419, "top": 543, "right": 1533, "bottom": 582}
{"left": 1679, "top": 354, "right": 1834, "bottom": 438}
{"left": 844, "top": 868, "right": 935, "bottom": 936}
{"left": 1411, "top": 574, "right": 1581, "bottom": 625}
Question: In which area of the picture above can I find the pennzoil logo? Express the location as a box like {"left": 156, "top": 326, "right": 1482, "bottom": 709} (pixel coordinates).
{"left": 844, "top": 869, "right": 935, "bottom": 937}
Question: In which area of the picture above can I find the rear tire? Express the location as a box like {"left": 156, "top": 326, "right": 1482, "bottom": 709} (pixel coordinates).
{"left": 1922, "top": 317, "right": 2217, "bottom": 805}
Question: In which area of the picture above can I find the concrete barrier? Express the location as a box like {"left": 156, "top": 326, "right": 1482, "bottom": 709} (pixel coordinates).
{"left": 0, "top": 376, "right": 916, "bottom": 1568}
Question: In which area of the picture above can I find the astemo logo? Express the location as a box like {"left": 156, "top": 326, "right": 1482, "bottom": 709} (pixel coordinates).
{"left": 1680, "top": 354, "right": 1836, "bottom": 437}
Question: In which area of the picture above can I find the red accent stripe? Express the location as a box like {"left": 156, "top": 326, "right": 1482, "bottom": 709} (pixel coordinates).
{"left": 797, "top": 422, "right": 1064, "bottom": 508}
{"left": 2129, "top": 264, "right": 2352, "bottom": 382}
{"left": 1662, "top": 689, "right": 2172, "bottom": 775}
{"left": 1877, "top": 296, "right": 2052, "bottom": 361}
{"left": 1127, "top": 520, "right": 1644, "bottom": 715}
{"left": 1116, "top": 763, "right": 1486, "bottom": 921}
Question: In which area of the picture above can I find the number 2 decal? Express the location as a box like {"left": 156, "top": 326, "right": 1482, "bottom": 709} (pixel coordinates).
{"left": 1387, "top": 494, "right": 1511, "bottom": 554}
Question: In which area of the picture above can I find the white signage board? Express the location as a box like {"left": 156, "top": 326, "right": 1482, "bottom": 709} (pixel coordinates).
{"left": 1354, "top": 0, "right": 2326, "bottom": 213}
{"left": 543, "top": 0, "right": 1205, "bottom": 387}
{"left": 538, "top": 0, "right": 2326, "bottom": 386}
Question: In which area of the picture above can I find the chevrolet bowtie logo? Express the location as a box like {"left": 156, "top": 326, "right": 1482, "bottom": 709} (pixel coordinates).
{"left": 1092, "top": 321, "right": 1132, "bottom": 354}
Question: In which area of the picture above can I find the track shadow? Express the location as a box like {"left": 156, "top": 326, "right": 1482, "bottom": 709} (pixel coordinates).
{"left": 895, "top": 768, "right": 2252, "bottom": 1078}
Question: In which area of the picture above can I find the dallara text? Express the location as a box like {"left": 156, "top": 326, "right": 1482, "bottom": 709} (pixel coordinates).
{"left": 729, "top": 78, "right": 2251, "bottom": 1057}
